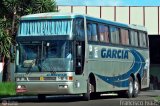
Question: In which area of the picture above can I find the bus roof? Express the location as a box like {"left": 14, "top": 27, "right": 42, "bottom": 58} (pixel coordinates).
{"left": 20, "top": 12, "right": 147, "bottom": 32}
{"left": 20, "top": 12, "right": 84, "bottom": 20}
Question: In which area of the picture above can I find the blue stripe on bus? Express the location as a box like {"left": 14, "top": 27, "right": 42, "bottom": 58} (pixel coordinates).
{"left": 96, "top": 49, "right": 146, "bottom": 87}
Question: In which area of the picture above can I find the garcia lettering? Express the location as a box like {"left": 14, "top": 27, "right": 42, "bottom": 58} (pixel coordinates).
{"left": 101, "top": 48, "right": 128, "bottom": 59}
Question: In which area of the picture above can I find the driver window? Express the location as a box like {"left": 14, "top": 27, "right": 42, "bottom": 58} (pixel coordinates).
{"left": 73, "top": 18, "right": 85, "bottom": 40}
{"left": 87, "top": 22, "right": 98, "bottom": 41}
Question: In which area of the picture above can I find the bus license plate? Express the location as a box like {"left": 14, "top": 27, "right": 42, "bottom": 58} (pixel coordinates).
{"left": 40, "top": 76, "right": 44, "bottom": 81}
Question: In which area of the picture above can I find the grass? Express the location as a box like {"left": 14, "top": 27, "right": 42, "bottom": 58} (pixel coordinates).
{"left": 0, "top": 82, "right": 16, "bottom": 96}
{"left": 155, "top": 96, "right": 160, "bottom": 102}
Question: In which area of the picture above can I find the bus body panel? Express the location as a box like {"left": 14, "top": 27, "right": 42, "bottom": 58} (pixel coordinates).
{"left": 86, "top": 44, "right": 149, "bottom": 92}
{"left": 15, "top": 72, "right": 88, "bottom": 94}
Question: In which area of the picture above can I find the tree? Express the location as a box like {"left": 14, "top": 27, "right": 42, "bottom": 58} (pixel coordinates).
{"left": 1, "top": 0, "right": 57, "bottom": 37}
{"left": 0, "top": 28, "right": 12, "bottom": 81}
{"left": 0, "top": 0, "right": 57, "bottom": 81}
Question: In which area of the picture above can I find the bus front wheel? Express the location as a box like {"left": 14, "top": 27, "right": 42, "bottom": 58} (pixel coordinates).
{"left": 38, "top": 94, "right": 46, "bottom": 101}
{"left": 83, "top": 78, "right": 94, "bottom": 101}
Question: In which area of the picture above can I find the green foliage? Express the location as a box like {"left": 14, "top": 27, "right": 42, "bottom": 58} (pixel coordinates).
{"left": 2, "top": 0, "right": 20, "bottom": 14}
{"left": 22, "top": 0, "right": 57, "bottom": 15}
{"left": 2, "top": 0, "right": 57, "bottom": 16}
{"left": 0, "top": 82, "right": 16, "bottom": 96}
{"left": 0, "top": 18, "right": 12, "bottom": 30}
{"left": 0, "top": 28, "right": 12, "bottom": 58}
{"left": 155, "top": 96, "right": 160, "bottom": 105}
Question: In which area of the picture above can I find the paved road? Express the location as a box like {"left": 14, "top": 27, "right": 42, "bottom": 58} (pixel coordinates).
{"left": 1, "top": 94, "right": 160, "bottom": 106}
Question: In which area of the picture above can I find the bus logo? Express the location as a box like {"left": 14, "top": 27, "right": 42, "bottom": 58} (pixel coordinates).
{"left": 101, "top": 48, "right": 128, "bottom": 59}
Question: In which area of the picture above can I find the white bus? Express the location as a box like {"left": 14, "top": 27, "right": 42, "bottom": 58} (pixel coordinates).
{"left": 15, "top": 13, "right": 150, "bottom": 100}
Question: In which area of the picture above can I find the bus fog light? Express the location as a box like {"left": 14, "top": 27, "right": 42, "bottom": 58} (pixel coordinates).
{"left": 59, "top": 85, "right": 68, "bottom": 89}
{"left": 21, "top": 77, "right": 25, "bottom": 81}
{"left": 16, "top": 78, "right": 20, "bottom": 81}
{"left": 64, "top": 85, "right": 68, "bottom": 89}
{"left": 21, "top": 85, "right": 26, "bottom": 89}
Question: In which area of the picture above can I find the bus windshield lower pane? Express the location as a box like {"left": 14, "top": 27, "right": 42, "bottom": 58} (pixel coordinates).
{"left": 16, "top": 40, "right": 73, "bottom": 72}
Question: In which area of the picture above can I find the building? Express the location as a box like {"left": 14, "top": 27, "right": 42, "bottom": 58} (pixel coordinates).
{"left": 56, "top": 0, "right": 160, "bottom": 89}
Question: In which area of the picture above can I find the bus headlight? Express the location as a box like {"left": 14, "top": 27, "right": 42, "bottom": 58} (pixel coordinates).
{"left": 16, "top": 77, "right": 20, "bottom": 81}
{"left": 16, "top": 77, "right": 27, "bottom": 81}
{"left": 21, "top": 77, "right": 25, "bottom": 81}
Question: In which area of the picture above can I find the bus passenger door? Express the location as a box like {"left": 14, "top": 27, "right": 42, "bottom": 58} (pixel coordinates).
{"left": 75, "top": 41, "right": 85, "bottom": 75}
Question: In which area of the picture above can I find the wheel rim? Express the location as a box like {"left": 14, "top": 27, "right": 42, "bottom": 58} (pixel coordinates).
{"left": 129, "top": 81, "right": 133, "bottom": 94}
{"left": 134, "top": 81, "right": 139, "bottom": 94}
{"left": 89, "top": 83, "right": 92, "bottom": 93}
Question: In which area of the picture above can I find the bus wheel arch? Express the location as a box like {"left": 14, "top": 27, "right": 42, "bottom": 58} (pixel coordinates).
{"left": 130, "top": 73, "right": 135, "bottom": 81}
{"left": 83, "top": 73, "right": 96, "bottom": 101}
{"left": 136, "top": 73, "right": 141, "bottom": 90}
{"left": 89, "top": 73, "right": 96, "bottom": 93}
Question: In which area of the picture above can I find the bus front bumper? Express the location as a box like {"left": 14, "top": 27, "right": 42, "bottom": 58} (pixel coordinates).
{"left": 16, "top": 81, "right": 75, "bottom": 94}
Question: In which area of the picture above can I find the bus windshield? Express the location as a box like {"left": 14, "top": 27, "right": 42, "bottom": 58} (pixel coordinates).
{"left": 16, "top": 40, "right": 73, "bottom": 72}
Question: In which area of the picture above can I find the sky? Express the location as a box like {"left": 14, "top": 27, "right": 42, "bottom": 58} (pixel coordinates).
{"left": 55, "top": 0, "right": 160, "bottom": 6}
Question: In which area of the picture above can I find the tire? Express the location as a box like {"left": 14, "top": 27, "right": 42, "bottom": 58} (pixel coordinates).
{"left": 38, "top": 94, "right": 46, "bottom": 101}
{"left": 126, "top": 77, "right": 134, "bottom": 98}
{"left": 91, "top": 93, "right": 100, "bottom": 99}
{"left": 117, "top": 91, "right": 126, "bottom": 98}
{"left": 83, "top": 78, "right": 94, "bottom": 101}
{"left": 83, "top": 79, "right": 90, "bottom": 101}
{"left": 133, "top": 78, "right": 140, "bottom": 97}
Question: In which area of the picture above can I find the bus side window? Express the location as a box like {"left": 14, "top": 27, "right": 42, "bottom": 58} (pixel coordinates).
{"left": 73, "top": 19, "right": 85, "bottom": 40}
{"left": 130, "top": 30, "right": 139, "bottom": 46}
{"left": 87, "top": 24, "right": 92, "bottom": 41}
{"left": 99, "top": 24, "right": 110, "bottom": 43}
{"left": 87, "top": 23, "right": 98, "bottom": 41}
{"left": 110, "top": 26, "right": 120, "bottom": 44}
{"left": 120, "top": 28, "right": 129, "bottom": 45}
{"left": 139, "top": 32, "right": 147, "bottom": 47}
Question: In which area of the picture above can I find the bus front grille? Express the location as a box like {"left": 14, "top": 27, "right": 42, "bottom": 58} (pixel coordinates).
{"left": 28, "top": 77, "right": 56, "bottom": 81}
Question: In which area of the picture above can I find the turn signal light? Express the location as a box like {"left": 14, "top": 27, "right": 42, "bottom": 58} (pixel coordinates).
{"left": 68, "top": 76, "right": 73, "bottom": 81}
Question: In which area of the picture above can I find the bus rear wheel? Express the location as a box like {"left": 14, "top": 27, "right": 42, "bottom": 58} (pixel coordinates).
{"left": 133, "top": 78, "right": 140, "bottom": 97}
{"left": 126, "top": 77, "right": 134, "bottom": 98}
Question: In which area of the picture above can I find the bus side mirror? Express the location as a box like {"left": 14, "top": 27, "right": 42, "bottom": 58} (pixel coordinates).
{"left": 77, "top": 45, "right": 82, "bottom": 56}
